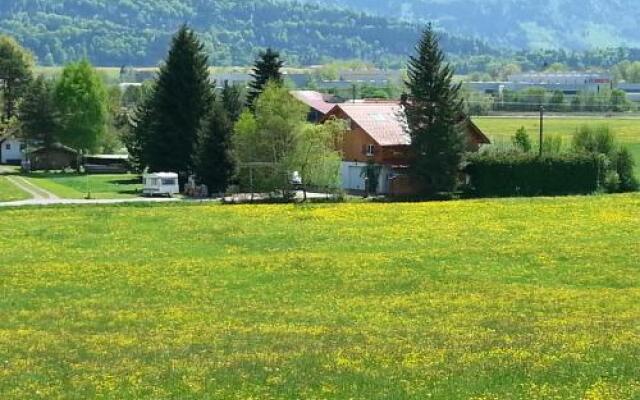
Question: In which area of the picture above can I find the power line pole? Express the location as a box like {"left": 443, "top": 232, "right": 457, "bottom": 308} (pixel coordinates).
{"left": 539, "top": 105, "right": 544, "bottom": 157}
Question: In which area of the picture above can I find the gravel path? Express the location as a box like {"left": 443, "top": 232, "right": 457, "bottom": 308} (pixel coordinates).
{"left": 5, "top": 175, "right": 59, "bottom": 200}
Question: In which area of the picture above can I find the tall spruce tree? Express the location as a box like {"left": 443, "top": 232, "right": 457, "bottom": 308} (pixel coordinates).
{"left": 124, "top": 85, "right": 155, "bottom": 172}
{"left": 404, "top": 24, "right": 465, "bottom": 195}
{"left": 246, "top": 48, "right": 283, "bottom": 108}
{"left": 194, "top": 100, "right": 234, "bottom": 193}
{"left": 18, "top": 76, "right": 59, "bottom": 147}
{"left": 221, "top": 80, "right": 244, "bottom": 123}
{"left": 141, "top": 26, "right": 213, "bottom": 180}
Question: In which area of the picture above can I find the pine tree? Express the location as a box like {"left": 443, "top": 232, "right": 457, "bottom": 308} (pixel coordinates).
{"left": 194, "top": 100, "right": 234, "bottom": 194}
{"left": 124, "top": 86, "right": 155, "bottom": 172}
{"left": 142, "top": 25, "right": 213, "bottom": 181}
{"left": 246, "top": 48, "right": 284, "bottom": 108}
{"left": 221, "top": 80, "right": 244, "bottom": 123}
{"left": 404, "top": 24, "right": 465, "bottom": 195}
{"left": 18, "top": 76, "right": 59, "bottom": 147}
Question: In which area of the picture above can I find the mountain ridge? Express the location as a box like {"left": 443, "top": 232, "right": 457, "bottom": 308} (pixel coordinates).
{"left": 312, "top": 0, "right": 640, "bottom": 50}
{"left": 0, "top": 0, "right": 493, "bottom": 66}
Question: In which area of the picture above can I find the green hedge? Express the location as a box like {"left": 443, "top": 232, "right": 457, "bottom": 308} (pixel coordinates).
{"left": 465, "top": 153, "right": 600, "bottom": 197}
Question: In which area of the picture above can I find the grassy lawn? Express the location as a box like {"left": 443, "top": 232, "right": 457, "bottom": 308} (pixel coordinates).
{"left": 0, "top": 176, "right": 30, "bottom": 202}
{"left": 24, "top": 173, "right": 142, "bottom": 199}
{"left": 473, "top": 116, "right": 640, "bottom": 177}
{"left": 1, "top": 196, "right": 639, "bottom": 398}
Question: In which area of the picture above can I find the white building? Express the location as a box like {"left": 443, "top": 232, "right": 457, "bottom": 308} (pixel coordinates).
{"left": 0, "top": 133, "right": 25, "bottom": 164}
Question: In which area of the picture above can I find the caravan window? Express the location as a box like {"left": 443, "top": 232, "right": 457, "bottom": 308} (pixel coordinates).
{"left": 162, "top": 178, "right": 176, "bottom": 186}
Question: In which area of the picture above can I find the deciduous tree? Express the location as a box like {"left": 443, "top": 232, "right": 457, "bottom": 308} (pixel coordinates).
{"left": 233, "top": 82, "right": 343, "bottom": 198}
{"left": 0, "top": 35, "right": 34, "bottom": 120}
{"left": 55, "top": 60, "right": 108, "bottom": 152}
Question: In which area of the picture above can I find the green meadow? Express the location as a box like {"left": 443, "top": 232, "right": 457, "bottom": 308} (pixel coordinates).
{"left": 24, "top": 173, "right": 142, "bottom": 199}
{"left": 1, "top": 195, "right": 639, "bottom": 399}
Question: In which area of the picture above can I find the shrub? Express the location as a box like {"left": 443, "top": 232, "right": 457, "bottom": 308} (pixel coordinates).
{"left": 571, "top": 126, "right": 637, "bottom": 193}
{"left": 572, "top": 125, "right": 617, "bottom": 156}
{"left": 613, "top": 148, "right": 639, "bottom": 192}
{"left": 512, "top": 127, "right": 532, "bottom": 153}
{"left": 603, "top": 171, "right": 621, "bottom": 193}
{"left": 542, "top": 134, "right": 564, "bottom": 154}
{"left": 465, "top": 152, "right": 600, "bottom": 197}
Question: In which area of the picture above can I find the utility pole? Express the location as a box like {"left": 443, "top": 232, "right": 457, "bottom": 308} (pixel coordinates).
{"left": 539, "top": 105, "right": 544, "bottom": 157}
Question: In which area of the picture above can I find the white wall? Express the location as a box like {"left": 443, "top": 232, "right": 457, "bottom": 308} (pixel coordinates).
{"left": 340, "top": 161, "right": 392, "bottom": 194}
{"left": 1, "top": 139, "right": 24, "bottom": 164}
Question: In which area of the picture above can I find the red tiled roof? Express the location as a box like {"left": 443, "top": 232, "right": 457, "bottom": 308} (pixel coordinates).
{"left": 290, "top": 90, "right": 336, "bottom": 115}
{"left": 333, "top": 102, "right": 410, "bottom": 146}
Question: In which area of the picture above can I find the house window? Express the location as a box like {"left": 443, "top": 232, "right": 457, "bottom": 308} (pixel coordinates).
{"left": 366, "top": 144, "right": 375, "bottom": 156}
{"left": 5, "top": 144, "right": 10, "bottom": 150}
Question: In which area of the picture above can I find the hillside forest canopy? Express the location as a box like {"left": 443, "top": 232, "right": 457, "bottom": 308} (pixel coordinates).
{"left": 0, "top": 0, "right": 491, "bottom": 67}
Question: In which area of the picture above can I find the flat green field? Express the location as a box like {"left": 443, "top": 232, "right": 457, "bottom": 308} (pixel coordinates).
{"left": 1, "top": 196, "right": 639, "bottom": 399}
{"left": 0, "top": 176, "right": 30, "bottom": 202}
{"left": 474, "top": 116, "right": 640, "bottom": 177}
{"left": 25, "top": 173, "right": 142, "bottom": 199}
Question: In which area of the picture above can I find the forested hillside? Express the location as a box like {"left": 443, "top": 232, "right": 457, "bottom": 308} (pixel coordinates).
{"left": 0, "top": 0, "right": 492, "bottom": 66}
{"left": 317, "top": 0, "right": 640, "bottom": 50}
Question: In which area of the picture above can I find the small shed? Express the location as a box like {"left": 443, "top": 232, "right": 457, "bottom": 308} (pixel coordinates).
{"left": 29, "top": 144, "right": 78, "bottom": 171}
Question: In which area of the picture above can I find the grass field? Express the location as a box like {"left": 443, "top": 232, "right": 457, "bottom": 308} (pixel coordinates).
{"left": 24, "top": 173, "right": 142, "bottom": 199}
{"left": 473, "top": 116, "right": 640, "bottom": 177}
{"left": 0, "top": 176, "right": 30, "bottom": 202}
{"left": 1, "top": 196, "right": 639, "bottom": 398}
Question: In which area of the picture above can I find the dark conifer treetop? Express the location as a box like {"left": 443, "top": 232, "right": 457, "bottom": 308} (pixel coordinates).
{"left": 247, "top": 48, "right": 284, "bottom": 108}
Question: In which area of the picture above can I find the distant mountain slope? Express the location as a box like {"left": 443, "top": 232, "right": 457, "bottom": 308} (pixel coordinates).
{"left": 316, "top": 0, "right": 640, "bottom": 50}
{"left": 0, "top": 0, "right": 492, "bottom": 66}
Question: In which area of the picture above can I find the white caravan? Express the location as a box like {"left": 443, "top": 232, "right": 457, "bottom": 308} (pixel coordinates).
{"left": 142, "top": 172, "right": 180, "bottom": 197}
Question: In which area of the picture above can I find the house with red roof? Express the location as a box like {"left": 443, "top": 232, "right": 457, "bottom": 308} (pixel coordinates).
{"left": 322, "top": 102, "right": 490, "bottom": 195}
